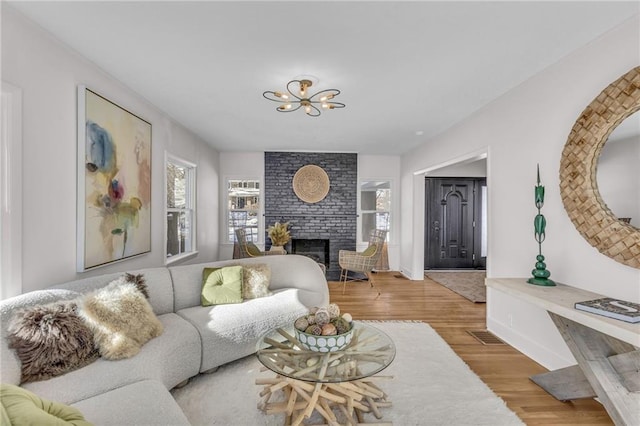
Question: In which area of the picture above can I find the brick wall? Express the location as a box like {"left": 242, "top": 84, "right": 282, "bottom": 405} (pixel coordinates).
{"left": 264, "top": 152, "right": 357, "bottom": 280}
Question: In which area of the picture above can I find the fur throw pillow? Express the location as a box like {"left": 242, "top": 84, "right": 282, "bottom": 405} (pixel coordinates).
{"left": 240, "top": 264, "right": 272, "bottom": 299}
{"left": 7, "top": 301, "right": 99, "bottom": 383}
{"left": 79, "top": 274, "right": 163, "bottom": 360}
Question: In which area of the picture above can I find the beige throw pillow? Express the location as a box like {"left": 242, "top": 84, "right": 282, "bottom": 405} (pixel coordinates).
{"left": 241, "top": 264, "right": 272, "bottom": 300}
{"left": 79, "top": 274, "right": 163, "bottom": 360}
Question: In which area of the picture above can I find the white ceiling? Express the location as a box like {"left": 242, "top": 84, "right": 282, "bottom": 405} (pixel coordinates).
{"left": 7, "top": 1, "right": 639, "bottom": 155}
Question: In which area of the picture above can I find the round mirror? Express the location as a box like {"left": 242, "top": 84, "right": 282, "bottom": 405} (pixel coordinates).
{"left": 560, "top": 66, "right": 640, "bottom": 269}
{"left": 596, "top": 111, "right": 640, "bottom": 228}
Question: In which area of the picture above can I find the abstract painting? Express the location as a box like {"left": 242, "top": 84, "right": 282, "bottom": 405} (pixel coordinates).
{"left": 77, "top": 87, "right": 151, "bottom": 271}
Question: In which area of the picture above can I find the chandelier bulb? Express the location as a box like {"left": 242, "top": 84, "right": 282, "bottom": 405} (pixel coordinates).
{"left": 299, "top": 79, "right": 312, "bottom": 98}
{"left": 304, "top": 105, "right": 311, "bottom": 114}
{"left": 275, "top": 91, "right": 289, "bottom": 100}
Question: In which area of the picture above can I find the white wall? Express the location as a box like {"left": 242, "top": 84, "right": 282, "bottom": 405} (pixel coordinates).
{"left": 426, "top": 158, "right": 486, "bottom": 178}
{"left": 2, "top": 6, "right": 220, "bottom": 293}
{"left": 400, "top": 15, "right": 640, "bottom": 370}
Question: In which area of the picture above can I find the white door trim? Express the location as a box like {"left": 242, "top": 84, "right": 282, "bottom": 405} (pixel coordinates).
{"left": 1, "top": 81, "right": 23, "bottom": 299}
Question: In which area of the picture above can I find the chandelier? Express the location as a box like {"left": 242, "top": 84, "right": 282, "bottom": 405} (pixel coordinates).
{"left": 263, "top": 79, "right": 345, "bottom": 117}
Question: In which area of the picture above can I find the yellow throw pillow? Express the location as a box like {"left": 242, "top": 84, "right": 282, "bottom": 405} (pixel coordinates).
{"left": 201, "top": 266, "right": 243, "bottom": 306}
{"left": 246, "top": 243, "right": 262, "bottom": 257}
{"left": 0, "top": 383, "right": 92, "bottom": 425}
{"left": 362, "top": 245, "right": 378, "bottom": 256}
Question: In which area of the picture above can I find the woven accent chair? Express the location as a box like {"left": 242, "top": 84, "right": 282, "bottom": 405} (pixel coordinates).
{"left": 230, "top": 211, "right": 248, "bottom": 259}
{"left": 339, "top": 229, "right": 388, "bottom": 293}
{"left": 235, "top": 228, "right": 285, "bottom": 258}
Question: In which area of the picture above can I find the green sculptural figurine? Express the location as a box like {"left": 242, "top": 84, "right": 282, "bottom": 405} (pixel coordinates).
{"left": 527, "top": 164, "right": 556, "bottom": 286}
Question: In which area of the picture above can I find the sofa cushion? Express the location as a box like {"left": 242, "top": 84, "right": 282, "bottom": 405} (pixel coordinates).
{"left": 177, "top": 288, "right": 309, "bottom": 372}
{"left": 72, "top": 380, "right": 189, "bottom": 426}
{"left": 0, "top": 383, "right": 91, "bottom": 426}
{"left": 79, "top": 274, "right": 163, "bottom": 360}
{"left": 7, "top": 300, "right": 98, "bottom": 383}
{"left": 201, "top": 266, "right": 243, "bottom": 306}
{"left": 22, "top": 313, "right": 200, "bottom": 405}
{"left": 240, "top": 263, "right": 272, "bottom": 300}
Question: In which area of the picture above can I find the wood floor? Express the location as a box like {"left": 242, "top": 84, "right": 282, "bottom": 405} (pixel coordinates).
{"left": 328, "top": 272, "right": 613, "bottom": 426}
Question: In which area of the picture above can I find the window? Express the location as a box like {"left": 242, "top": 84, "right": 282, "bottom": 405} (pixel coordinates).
{"left": 166, "top": 155, "right": 196, "bottom": 262}
{"left": 227, "top": 179, "right": 260, "bottom": 243}
{"left": 360, "top": 180, "right": 391, "bottom": 242}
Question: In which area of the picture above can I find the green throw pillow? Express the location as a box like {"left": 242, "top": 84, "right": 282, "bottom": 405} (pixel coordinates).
{"left": 362, "top": 245, "right": 378, "bottom": 256}
{"left": 201, "top": 266, "right": 243, "bottom": 306}
{"left": 0, "top": 383, "right": 92, "bottom": 426}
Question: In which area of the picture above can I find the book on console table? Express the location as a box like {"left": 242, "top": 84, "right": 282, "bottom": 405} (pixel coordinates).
{"left": 574, "top": 298, "right": 640, "bottom": 323}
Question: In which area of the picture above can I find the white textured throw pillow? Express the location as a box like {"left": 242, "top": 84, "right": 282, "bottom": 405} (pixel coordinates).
{"left": 241, "top": 264, "right": 272, "bottom": 300}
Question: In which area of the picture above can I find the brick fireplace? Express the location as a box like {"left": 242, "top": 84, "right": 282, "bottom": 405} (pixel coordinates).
{"left": 264, "top": 152, "right": 357, "bottom": 280}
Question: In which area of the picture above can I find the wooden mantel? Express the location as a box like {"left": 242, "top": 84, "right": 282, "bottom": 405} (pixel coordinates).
{"left": 486, "top": 278, "right": 639, "bottom": 426}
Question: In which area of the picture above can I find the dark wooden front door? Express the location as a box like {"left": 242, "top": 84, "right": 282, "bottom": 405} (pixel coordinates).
{"left": 425, "top": 178, "right": 485, "bottom": 269}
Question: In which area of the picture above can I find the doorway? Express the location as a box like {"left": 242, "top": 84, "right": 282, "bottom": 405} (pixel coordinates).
{"left": 424, "top": 177, "right": 486, "bottom": 269}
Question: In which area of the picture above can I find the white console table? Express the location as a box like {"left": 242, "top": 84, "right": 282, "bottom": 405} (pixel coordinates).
{"left": 486, "top": 278, "right": 639, "bottom": 426}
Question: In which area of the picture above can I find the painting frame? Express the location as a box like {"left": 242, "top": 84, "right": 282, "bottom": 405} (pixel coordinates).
{"left": 77, "top": 86, "right": 152, "bottom": 272}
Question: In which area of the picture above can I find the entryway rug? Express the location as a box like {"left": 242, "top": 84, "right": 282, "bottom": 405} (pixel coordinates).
{"left": 171, "top": 321, "right": 523, "bottom": 425}
{"left": 425, "top": 271, "right": 487, "bottom": 303}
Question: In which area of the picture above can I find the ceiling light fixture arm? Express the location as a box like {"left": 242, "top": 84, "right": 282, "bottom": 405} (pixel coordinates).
{"left": 262, "top": 79, "right": 345, "bottom": 117}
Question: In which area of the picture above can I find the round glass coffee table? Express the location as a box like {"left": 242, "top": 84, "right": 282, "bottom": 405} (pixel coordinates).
{"left": 255, "top": 322, "right": 396, "bottom": 425}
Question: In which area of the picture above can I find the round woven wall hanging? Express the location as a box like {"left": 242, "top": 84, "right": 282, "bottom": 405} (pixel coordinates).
{"left": 292, "top": 165, "right": 330, "bottom": 203}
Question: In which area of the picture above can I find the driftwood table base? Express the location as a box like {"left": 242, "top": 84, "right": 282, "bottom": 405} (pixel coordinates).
{"left": 257, "top": 372, "right": 393, "bottom": 426}
{"left": 256, "top": 325, "right": 396, "bottom": 426}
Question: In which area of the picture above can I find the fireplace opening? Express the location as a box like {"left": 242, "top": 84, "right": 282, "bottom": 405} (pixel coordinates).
{"left": 291, "top": 239, "right": 330, "bottom": 268}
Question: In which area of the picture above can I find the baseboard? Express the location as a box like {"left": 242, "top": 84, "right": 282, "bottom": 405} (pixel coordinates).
{"left": 487, "top": 317, "right": 575, "bottom": 371}
{"left": 397, "top": 268, "right": 415, "bottom": 280}
{"left": 401, "top": 262, "right": 431, "bottom": 280}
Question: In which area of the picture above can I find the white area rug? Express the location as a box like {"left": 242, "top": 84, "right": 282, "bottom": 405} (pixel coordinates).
{"left": 172, "top": 321, "right": 524, "bottom": 425}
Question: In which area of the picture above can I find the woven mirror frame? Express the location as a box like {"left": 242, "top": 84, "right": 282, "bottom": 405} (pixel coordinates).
{"left": 559, "top": 66, "right": 640, "bottom": 269}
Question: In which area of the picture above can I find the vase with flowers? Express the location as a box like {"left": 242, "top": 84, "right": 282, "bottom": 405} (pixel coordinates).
{"left": 267, "top": 221, "right": 290, "bottom": 253}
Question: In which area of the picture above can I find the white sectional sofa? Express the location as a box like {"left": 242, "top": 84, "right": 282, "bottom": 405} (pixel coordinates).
{"left": 0, "top": 255, "right": 329, "bottom": 425}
